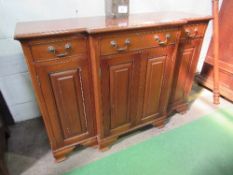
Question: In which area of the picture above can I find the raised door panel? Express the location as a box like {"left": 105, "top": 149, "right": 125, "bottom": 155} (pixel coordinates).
{"left": 174, "top": 47, "right": 195, "bottom": 101}
{"left": 36, "top": 57, "right": 95, "bottom": 147}
{"left": 138, "top": 46, "right": 176, "bottom": 124}
{"left": 50, "top": 69, "right": 87, "bottom": 139}
{"left": 142, "top": 56, "right": 165, "bottom": 119}
{"left": 101, "top": 52, "right": 140, "bottom": 136}
{"left": 172, "top": 39, "right": 202, "bottom": 104}
{"left": 110, "top": 63, "right": 132, "bottom": 129}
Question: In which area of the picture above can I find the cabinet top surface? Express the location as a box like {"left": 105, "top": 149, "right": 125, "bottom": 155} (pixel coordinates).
{"left": 14, "top": 12, "right": 211, "bottom": 40}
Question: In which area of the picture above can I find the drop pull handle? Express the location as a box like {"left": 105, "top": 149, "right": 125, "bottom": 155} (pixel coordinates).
{"left": 110, "top": 39, "right": 131, "bottom": 52}
{"left": 48, "top": 43, "right": 72, "bottom": 58}
{"left": 185, "top": 28, "right": 198, "bottom": 38}
{"left": 154, "top": 34, "right": 171, "bottom": 46}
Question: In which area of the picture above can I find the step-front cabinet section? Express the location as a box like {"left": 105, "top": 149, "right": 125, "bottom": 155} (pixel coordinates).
{"left": 98, "top": 30, "right": 180, "bottom": 142}
{"left": 138, "top": 46, "right": 177, "bottom": 125}
{"left": 100, "top": 52, "right": 141, "bottom": 137}
{"left": 170, "top": 38, "right": 204, "bottom": 112}
{"left": 35, "top": 57, "right": 96, "bottom": 154}
{"left": 169, "top": 22, "right": 208, "bottom": 113}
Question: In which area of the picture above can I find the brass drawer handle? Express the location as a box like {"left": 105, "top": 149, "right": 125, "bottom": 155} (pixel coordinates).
{"left": 185, "top": 28, "right": 198, "bottom": 38}
{"left": 48, "top": 43, "right": 72, "bottom": 58}
{"left": 110, "top": 39, "right": 131, "bottom": 52}
{"left": 154, "top": 34, "right": 171, "bottom": 46}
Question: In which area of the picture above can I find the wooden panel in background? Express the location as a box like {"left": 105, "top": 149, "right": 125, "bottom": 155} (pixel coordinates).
{"left": 198, "top": 0, "right": 233, "bottom": 102}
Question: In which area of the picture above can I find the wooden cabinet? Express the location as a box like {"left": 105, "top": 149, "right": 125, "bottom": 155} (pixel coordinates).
{"left": 170, "top": 22, "right": 208, "bottom": 113}
{"left": 19, "top": 35, "right": 97, "bottom": 162}
{"left": 14, "top": 12, "right": 211, "bottom": 162}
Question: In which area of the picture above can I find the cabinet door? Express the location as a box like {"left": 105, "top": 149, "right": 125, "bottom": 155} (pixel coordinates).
{"left": 138, "top": 46, "right": 176, "bottom": 124}
{"left": 100, "top": 52, "right": 140, "bottom": 136}
{"left": 36, "top": 57, "right": 95, "bottom": 147}
{"left": 171, "top": 39, "right": 202, "bottom": 105}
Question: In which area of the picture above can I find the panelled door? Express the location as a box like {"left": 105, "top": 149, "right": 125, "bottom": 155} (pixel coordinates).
{"left": 100, "top": 52, "right": 141, "bottom": 136}
{"left": 100, "top": 46, "right": 177, "bottom": 135}
{"left": 36, "top": 56, "right": 95, "bottom": 148}
{"left": 172, "top": 39, "right": 202, "bottom": 104}
{"left": 138, "top": 46, "right": 177, "bottom": 124}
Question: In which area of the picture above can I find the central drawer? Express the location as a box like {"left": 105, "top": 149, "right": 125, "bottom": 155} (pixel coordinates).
{"left": 99, "top": 29, "right": 180, "bottom": 56}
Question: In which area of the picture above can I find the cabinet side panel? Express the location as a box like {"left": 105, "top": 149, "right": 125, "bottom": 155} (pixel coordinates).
{"left": 20, "top": 42, "right": 58, "bottom": 149}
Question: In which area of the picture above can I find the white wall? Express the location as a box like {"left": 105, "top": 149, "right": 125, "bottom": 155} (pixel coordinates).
{"left": 0, "top": 0, "right": 222, "bottom": 122}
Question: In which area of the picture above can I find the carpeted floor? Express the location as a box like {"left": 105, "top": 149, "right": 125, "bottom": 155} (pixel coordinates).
{"left": 5, "top": 84, "right": 233, "bottom": 175}
{"left": 65, "top": 108, "right": 233, "bottom": 175}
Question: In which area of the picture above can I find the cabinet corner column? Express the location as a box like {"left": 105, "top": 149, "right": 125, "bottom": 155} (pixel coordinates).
{"left": 88, "top": 36, "right": 104, "bottom": 141}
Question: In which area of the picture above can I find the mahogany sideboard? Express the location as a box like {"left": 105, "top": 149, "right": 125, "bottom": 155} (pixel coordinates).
{"left": 14, "top": 12, "right": 211, "bottom": 162}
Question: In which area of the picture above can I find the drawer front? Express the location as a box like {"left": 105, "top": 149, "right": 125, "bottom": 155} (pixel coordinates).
{"left": 30, "top": 35, "right": 87, "bottom": 62}
{"left": 181, "top": 23, "right": 207, "bottom": 39}
{"left": 99, "top": 29, "right": 180, "bottom": 56}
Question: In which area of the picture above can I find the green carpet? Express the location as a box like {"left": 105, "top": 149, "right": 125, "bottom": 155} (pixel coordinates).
{"left": 65, "top": 108, "right": 233, "bottom": 175}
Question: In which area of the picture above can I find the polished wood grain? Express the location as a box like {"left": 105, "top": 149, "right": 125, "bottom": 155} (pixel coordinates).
{"left": 142, "top": 56, "right": 165, "bottom": 118}
{"left": 100, "top": 52, "right": 140, "bottom": 137}
{"left": 181, "top": 23, "right": 207, "bottom": 39}
{"left": 14, "top": 12, "right": 211, "bottom": 40}
{"left": 212, "top": 0, "right": 220, "bottom": 104}
{"left": 99, "top": 29, "right": 178, "bottom": 55}
{"left": 140, "top": 46, "right": 177, "bottom": 124}
{"left": 29, "top": 35, "right": 87, "bottom": 62}
{"left": 35, "top": 56, "right": 96, "bottom": 156}
{"left": 50, "top": 69, "right": 87, "bottom": 139}
{"left": 169, "top": 22, "right": 209, "bottom": 113}
{"left": 20, "top": 35, "right": 97, "bottom": 162}
{"left": 96, "top": 27, "right": 181, "bottom": 150}
{"left": 15, "top": 13, "right": 211, "bottom": 162}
